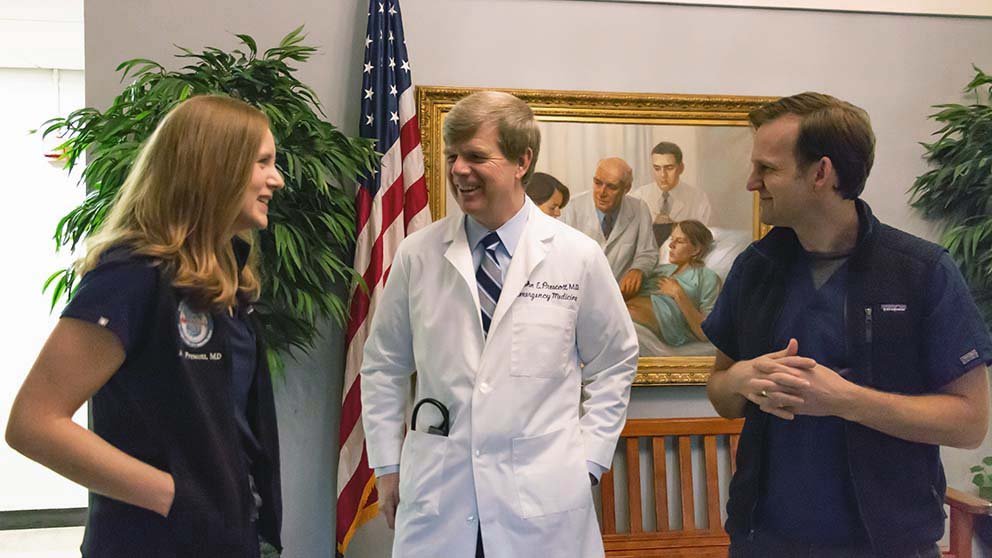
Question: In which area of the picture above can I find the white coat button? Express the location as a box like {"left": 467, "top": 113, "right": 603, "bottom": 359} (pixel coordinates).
{"left": 475, "top": 450, "right": 481, "bottom": 457}
{"left": 479, "top": 382, "right": 491, "bottom": 394}
{"left": 467, "top": 515, "right": 476, "bottom": 522}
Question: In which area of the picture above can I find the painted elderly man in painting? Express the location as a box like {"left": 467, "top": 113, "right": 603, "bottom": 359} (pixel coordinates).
{"left": 561, "top": 157, "right": 658, "bottom": 299}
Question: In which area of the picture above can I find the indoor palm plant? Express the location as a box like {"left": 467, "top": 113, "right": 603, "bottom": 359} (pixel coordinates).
{"left": 910, "top": 65, "right": 992, "bottom": 325}
{"left": 970, "top": 457, "right": 992, "bottom": 501}
{"left": 41, "top": 27, "right": 377, "bottom": 373}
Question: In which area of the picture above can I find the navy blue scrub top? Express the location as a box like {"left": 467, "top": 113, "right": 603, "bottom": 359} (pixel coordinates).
{"left": 757, "top": 251, "right": 866, "bottom": 544}
{"left": 704, "top": 247, "right": 992, "bottom": 545}
{"left": 61, "top": 251, "right": 263, "bottom": 472}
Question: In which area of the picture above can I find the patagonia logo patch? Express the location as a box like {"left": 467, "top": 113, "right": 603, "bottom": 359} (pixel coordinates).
{"left": 880, "top": 304, "right": 907, "bottom": 312}
{"left": 960, "top": 349, "right": 980, "bottom": 366}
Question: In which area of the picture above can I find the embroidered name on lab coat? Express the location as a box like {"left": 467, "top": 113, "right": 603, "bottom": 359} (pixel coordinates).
{"left": 518, "top": 280, "right": 580, "bottom": 303}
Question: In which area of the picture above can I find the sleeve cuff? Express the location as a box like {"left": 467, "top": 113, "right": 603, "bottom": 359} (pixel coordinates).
{"left": 587, "top": 460, "right": 608, "bottom": 481}
{"left": 374, "top": 465, "right": 399, "bottom": 477}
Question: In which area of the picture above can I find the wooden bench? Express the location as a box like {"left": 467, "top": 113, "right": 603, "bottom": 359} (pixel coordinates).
{"left": 599, "top": 417, "right": 992, "bottom": 558}
{"left": 946, "top": 486, "right": 991, "bottom": 558}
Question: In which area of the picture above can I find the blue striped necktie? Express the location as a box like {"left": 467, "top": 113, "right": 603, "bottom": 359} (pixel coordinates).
{"left": 476, "top": 231, "right": 503, "bottom": 336}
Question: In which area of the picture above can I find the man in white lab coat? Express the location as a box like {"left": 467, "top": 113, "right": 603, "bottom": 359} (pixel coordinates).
{"left": 361, "top": 91, "right": 638, "bottom": 558}
{"left": 561, "top": 158, "right": 658, "bottom": 299}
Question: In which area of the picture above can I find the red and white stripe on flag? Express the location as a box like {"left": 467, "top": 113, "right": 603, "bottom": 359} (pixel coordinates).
{"left": 335, "top": 65, "right": 431, "bottom": 558}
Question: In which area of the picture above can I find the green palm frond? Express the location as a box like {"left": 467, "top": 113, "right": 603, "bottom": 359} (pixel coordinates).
{"left": 910, "top": 65, "right": 992, "bottom": 327}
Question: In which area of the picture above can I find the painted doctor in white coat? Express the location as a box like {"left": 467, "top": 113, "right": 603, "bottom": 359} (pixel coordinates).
{"left": 361, "top": 91, "right": 638, "bottom": 558}
{"left": 560, "top": 158, "right": 658, "bottom": 299}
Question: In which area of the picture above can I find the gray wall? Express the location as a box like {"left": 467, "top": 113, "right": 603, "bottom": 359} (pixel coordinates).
{"left": 84, "top": 1, "right": 992, "bottom": 557}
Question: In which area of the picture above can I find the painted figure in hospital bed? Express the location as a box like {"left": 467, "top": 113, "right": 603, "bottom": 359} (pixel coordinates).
{"left": 627, "top": 220, "right": 721, "bottom": 347}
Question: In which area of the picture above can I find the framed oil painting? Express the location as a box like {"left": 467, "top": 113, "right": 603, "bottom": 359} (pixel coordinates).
{"left": 417, "top": 86, "right": 774, "bottom": 385}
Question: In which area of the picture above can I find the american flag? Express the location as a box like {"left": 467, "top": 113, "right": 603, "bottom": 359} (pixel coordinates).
{"left": 335, "top": 0, "right": 430, "bottom": 555}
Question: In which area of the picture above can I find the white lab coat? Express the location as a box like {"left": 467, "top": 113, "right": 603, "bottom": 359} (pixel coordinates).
{"left": 560, "top": 192, "right": 658, "bottom": 280}
{"left": 361, "top": 200, "right": 638, "bottom": 558}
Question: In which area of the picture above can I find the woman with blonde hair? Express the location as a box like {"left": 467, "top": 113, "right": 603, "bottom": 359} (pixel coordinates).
{"left": 6, "top": 95, "right": 285, "bottom": 557}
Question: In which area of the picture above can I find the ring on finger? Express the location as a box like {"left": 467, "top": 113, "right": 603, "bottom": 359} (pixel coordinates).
{"left": 760, "top": 389, "right": 768, "bottom": 398}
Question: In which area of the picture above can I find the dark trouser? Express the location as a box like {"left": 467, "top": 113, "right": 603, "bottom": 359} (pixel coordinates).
{"left": 247, "top": 520, "right": 262, "bottom": 558}
{"left": 729, "top": 530, "right": 941, "bottom": 558}
{"left": 475, "top": 525, "right": 484, "bottom": 558}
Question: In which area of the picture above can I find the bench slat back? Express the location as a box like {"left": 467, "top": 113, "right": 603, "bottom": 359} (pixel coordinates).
{"left": 600, "top": 417, "right": 744, "bottom": 539}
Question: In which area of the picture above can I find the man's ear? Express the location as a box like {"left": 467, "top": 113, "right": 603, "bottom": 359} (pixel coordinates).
{"left": 515, "top": 148, "right": 534, "bottom": 180}
{"left": 811, "top": 156, "right": 837, "bottom": 193}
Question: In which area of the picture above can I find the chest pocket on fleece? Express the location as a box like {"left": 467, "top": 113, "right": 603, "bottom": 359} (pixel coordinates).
{"left": 510, "top": 304, "right": 575, "bottom": 378}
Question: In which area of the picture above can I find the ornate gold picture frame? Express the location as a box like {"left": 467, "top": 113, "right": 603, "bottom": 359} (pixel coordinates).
{"left": 417, "top": 86, "right": 774, "bottom": 385}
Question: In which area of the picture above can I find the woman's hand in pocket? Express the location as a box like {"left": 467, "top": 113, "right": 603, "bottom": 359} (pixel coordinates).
{"left": 154, "top": 471, "right": 176, "bottom": 518}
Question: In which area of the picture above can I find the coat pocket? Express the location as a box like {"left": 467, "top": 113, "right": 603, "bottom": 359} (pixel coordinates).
{"left": 398, "top": 429, "right": 450, "bottom": 516}
{"left": 511, "top": 425, "right": 590, "bottom": 518}
{"left": 510, "top": 304, "right": 575, "bottom": 378}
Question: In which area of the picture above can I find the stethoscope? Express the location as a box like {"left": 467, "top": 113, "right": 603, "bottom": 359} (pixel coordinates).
{"left": 411, "top": 397, "right": 450, "bottom": 437}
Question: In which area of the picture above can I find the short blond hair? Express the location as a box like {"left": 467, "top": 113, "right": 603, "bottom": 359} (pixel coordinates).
{"left": 81, "top": 95, "right": 270, "bottom": 309}
{"left": 443, "top": 91, "right": 541, "bottom": 182}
